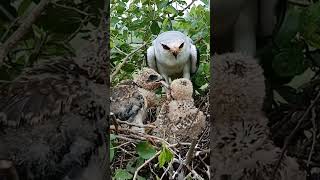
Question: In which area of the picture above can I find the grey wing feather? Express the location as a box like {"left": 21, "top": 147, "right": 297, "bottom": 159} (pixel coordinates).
{"left": 110, "top": 85, "right": 145, "bottom": 122}
{"left": 0, "top": 62, "right": 86, "bottom": 127}
{"left": 190, "top": 44, "right": 199, "bottom": 74}
{"left": 147, "top": 46, "right": 158, "bottom": 72}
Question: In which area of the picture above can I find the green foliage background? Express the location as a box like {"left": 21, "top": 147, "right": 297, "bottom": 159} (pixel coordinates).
{"left": 110, "top": 0, "right": 210, "bottom": 94}
{"left": 0, "top": 0, "right": 103, "bottom": 80}
{"left": 110, "top": 0, "right": 209, "bottom": 179}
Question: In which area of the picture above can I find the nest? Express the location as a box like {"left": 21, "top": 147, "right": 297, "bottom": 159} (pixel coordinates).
{"left": 110, "top": 92, "right": 210, "bottom": 179}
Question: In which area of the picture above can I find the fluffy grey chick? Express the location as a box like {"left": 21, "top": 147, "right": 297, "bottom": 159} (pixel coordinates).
{"left": 211, "top": 52, "right": 306, "bottom": 180}
{"left": 211, "top": 52, "right": 266, "bottom": 123}
{"left": 155, "top": 78, "right": 206, "bottom": 144}
{"left": 0, "top": 55, "right": 108, "bottom": 180}
{"left": 211, "top": 114, "right": 306, "bottom": 180}
{"left": 110, "top": 67, "right": 166, "bottom": 133}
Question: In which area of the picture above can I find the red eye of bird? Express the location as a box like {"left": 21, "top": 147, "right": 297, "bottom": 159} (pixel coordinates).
{"left": 179, "top": 42, "right": 184, "bottom": 49}
{"left": 161, "top": 44, "right": 170, "bottom": 50}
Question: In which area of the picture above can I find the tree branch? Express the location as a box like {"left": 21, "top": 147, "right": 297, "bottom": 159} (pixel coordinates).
{"left": 0, "top": 0, "right": 51, "bottom": 66}
{"left": 180, "top": 0, "right": 197, "bottom": 12}
{"left": 272, "top": 90, "right": 320, "bottom": 179}
{"left": 133, "top": 151, "right": 161, "bottom": 180}
{"left": 110, "top": 42, "right": 147, "bottom": 81}
{"left": 288, "top": 0, "right": 311, "bottom": 6}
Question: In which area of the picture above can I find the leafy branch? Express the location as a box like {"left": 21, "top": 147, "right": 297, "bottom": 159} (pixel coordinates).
{"left": 0, "top": 0, "right": 51, "bottom": 66}
{"left": 110, "top": 42, "right": 147, "bottom": 81}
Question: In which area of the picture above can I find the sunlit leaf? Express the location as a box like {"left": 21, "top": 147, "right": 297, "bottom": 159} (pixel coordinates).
{"left": 158, "top": 144, "right": 173, "bottom": 168}
{"left": 136, "top": 141, "right": 157, "bottom": 159}
{"left": 114, "top": 169, "right": 133, "bottom": 180}
{"left": 150, "top": 21, "right": 160, "bottom": 35}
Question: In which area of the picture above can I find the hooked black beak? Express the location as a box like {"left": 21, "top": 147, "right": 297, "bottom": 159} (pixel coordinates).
{"left": 172, "top": 52, "right": 178, "bottom": 58}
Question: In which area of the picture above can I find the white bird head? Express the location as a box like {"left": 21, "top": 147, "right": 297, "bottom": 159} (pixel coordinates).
{"left": 153, "top": 31, "right": 193, "bottom": 60}
{"left": 160, "top": 39, "right": 185, "bottom": 59}
{"left": 133, "top": 68, "right": 167, "bottom": 90}
{"left": 169, "top": 78, "right": 193, "bottom": 100}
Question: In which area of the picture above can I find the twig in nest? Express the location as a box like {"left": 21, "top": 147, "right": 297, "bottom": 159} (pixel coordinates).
{"left": 160, "top": 159, "right": 174, "bottom": 180}
{"left": 119, "top": 147, "right": 136, "bottom": 157}
{"left": 114, "top": 134, "right": 137, "bottom": 142}
{"left": 115, "top": 119, "right": 156, "bottom": 128}
{"left": 110, "top": 126, "right": 175, "bottom": 147}
{"left": 185, "top": 139, "right": 198, "bottom": 166}
{"left": 110, "top": 42, "right": 147, "bottom": 80}
{"left": 114, "top": 46, "right": 128, "bottom": 56}
{"left": 272, "top": 90, "right": 320, "bottom": 179}
{"left": 132, "top": 151, "right": 161, "bottom": 180}
{"left": 307, "top": 107, "right": 317, "bottom": 167}
{"left": 0, "top": 0, "right": 51, "bottom": 66}
{"left": 195, "top": 149, "right": 210, "bottom": 157}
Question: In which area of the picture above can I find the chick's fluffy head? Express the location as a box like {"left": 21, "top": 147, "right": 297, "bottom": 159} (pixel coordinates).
{"left": 170, "top": 78, "right": 193, "bottom": 100}
{"left": 211, "top": 52, "right": 265, "bottom": 122}
{"left": 133, "top": 68, "right": 164, "bottom": 90}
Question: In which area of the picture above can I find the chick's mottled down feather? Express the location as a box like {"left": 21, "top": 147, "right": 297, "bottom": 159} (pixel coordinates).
{"left": 211, "top": 52, "right": 306, "bottom": 180}
{"left": 211, "top": 116, "right": 305, "bottom": 180}
{"left": 110, "top": 68, "right": 165, "bottom": 132}
{"left": 155, "top": 78, "right": 206, "bottom": 144}
{"left": 211, "top": 52, "right": 266, "bottom": 123}
{"left": 0, "top": 56, "right": 108, "bottom": 180}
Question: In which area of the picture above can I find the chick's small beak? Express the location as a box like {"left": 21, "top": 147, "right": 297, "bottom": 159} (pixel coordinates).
{"left": 160, "top": 81, "right": 170, "bottom": 89}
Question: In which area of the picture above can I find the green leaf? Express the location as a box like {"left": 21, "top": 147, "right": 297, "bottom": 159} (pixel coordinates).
{"left": 137, "top": 175, "right": 147, "bottom": 180}
{"left": 110, "top": 133, "right": 117, "bottom": 141}
{"left": 18, "top": 0, "right": 32, "bottom": 16}
{"left": 301, "top": 2, "right": 320, "bottom": 48}
{"left": 114, "top": 169, "right": 133, "bottom": 180}
{"left": 126, "top": 160, "right": 136, "bottom": 173}
{"left": 110, "top": 142, "right": 115, "bottom": 162}
{"left": 275, "top": 8, "right": 302, "bottom": 47}
{"left": 276, "top": 85, "right": 303, "bottom": 105}
{"left": 136, "top": 141, "right": 156, "bottom": 159}
{"left": 272, "top": 47, "right": 306, "bottom": 77}
{"left": 164, "top": 5, "right": 177, "bottom": 15}
{"left": 150, "top": 21, "right": 160, "bottom": 35}
{"left": 201, "top": 0, "right": 209, "bottom": 5}
{"left": 32, "top": 25, "right": 43, "bottom": 39}
{"left": 158, "top": 144, "right": 173, "bottom": 168}
{"left": 38, "top": 5, "right": 83, "bottom": 34}
{"left": 158, "top": 1, "right": 169, "bottom": 9}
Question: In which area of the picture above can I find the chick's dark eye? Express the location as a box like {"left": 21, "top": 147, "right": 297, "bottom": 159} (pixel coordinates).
{"left": 147, "top": 74, "right": 158, "bottom": 82}
{"left": 179, "top": 42, "right": 184, "bottom": 49}
{"left": 161, "top": 44, "right": 170, "bottom": 50}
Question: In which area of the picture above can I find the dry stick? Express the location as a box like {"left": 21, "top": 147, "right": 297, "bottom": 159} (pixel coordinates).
{"left": 185, "top": 139, "right": 198, "bottom": 166}
{"left": 288, "top": 0, "right": 311, "bottom": 6}
{"left": 0, "top": 0, "right": 51, "bottom": 66}
{"left": 115, "top": 119, "right": 156, "bottom": 128}
{"left": 110, "top": 126, "right": 172, "bottom": 146}
{"left": 114, "top": 46, "right": 128, "bottom": 56}
{"left": 160, "top": 159, "right": 174, "bottom": 180}
{"left": 110, "top": 42, "right": 147, "bottom": 80}
{"left": 307, "top": 107, "right": 317, "bottom": 167}
{"left": 272, "top": 91, "right": 320, "bottom": 179}
{"left": 52, "top": 2, "right": 89, "bottom": 16}
{"left": 180, "top": 0, "right": 197, "bottom": 12}
{"left": 132, "top": 151, "right": 161, "bottom": 180}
